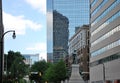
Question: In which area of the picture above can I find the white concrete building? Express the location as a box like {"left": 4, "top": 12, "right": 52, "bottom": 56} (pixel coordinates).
{"left": 90, "top": 0, "right": 120, "bottom": 83}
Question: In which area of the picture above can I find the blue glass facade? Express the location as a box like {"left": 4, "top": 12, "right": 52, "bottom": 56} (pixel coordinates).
{"left": 47, "top": 0, "right": 53, "bottom": 62}
{"left": 53, "top": 0, "right": 89, "bottom": 38}
{"left": 23, "top": 54, "right": 39, "bottom": 65}
{"left": 47, "top": 0, "right": 89, "bottom": 62}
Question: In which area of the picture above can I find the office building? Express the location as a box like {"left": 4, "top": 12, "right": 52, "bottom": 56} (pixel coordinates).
{"left": 47, "top": 10, "right": 69, "bottom": 63}
{"left": 47, "top": 53, "right": 53, "bottom": 63}
{"left": 47, "top": 0, "right": 89, "bottom": 38}
{"left": 47, "top": 0, "right": 89, "bottom": 63}
{"left": 90, "top": 0, "right": 120, "bottom": 83}
{"left": 53, "top": 47, "right": 67, "bottom": 63}
{"left": 22, "top": 54, "right": 39, "bottom": 66}
{"left": 69, "top": 25, "right": 89, "bottom": 81}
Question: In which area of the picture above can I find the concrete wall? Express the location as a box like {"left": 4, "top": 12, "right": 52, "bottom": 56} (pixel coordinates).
{"left": 90, "top": 58, "right": 120, "bottom": 83}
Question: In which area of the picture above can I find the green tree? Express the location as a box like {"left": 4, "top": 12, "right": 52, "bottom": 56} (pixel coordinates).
{"left": 6, "top": 51, "right": 17, "bottom": 71}
{"left": 10, "top": 56, "right": 28, "bottom": 79}
{"left": 44, "top": 64, "right": 56, "bottom": 82}
{"left": 44, "top": 60, "right": 67, "bottom": 83}
{"left": 30, "top": 60, "right": 49, "bottom": 73}
{"left": 4, "top": 50, "right": 29, "bottom": 82}
{"left": 54, "top": 60, "right": 67, "bottom": 82}
{"left": 29, "top": 60, "right": 50, "bottom": 83}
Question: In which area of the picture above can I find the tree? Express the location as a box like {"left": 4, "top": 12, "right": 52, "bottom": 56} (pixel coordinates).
{"left": 10, "top": 56, "right": 28, "bottom": 79}
{"left": 44, "top": 64, "right": 56, "bottom": 82}
{"left": 44, "top": 60, "right": 67, "bottom": 83}
{"left": 30, "top": 60, "right": 49, "bottom": 73}
{"left": 6, "top": 51, "right": 16, "bottom": 71}
{"left": 3, "top": 50, "right": 29, "bottom": 82}
{"left": 29, "top": 60, "right": 50, "bottom": 83}
{"left": 54, "top": 60, "right": 67, "bottom": 82}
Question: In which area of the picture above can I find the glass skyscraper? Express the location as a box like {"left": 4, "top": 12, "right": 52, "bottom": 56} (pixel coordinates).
{"left": 52, "top": 0, "right": 89, "bottom": 38}
{"left": 47, "top": 0, "right": 89, "bottom": 62}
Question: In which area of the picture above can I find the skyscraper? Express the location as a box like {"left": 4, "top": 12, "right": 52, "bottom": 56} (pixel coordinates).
{"left": 53, "top": 10, "right": 69, "bottom": 63}
{"left": 47, "top": 0, "right": 89, "bottom": 62}
{"left": 47, "top": 10, "right": 69, "bottom": 63}
{"left": 90, "top": 0, "right": 120, "bottom": 83}
{"left": 50, "top": 0, "right": 89, "bottom": 38}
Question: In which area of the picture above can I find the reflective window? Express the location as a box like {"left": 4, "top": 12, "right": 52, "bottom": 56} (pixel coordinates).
{"left": 90, "top": 53, "right": 120, "bottom": 67}
{"left": 54, "top": 0, "right": 89, "bottom": 38}
{"left": 91, "top": 0, "right": 97, "bottom": 7}
{"left": 91, "top": 0, "right": 108, "bottom": 17}
{"left": 91, "top": 25, "right": 120, "bottom": 46}
{"left": 91, "top": 11, "right": 120, "bottom": 36}
{"left": 91, "top": 0, "right": 120, "bottom": 27}
{"left": 91, "top": 39, "right": 120, "bottom": 57}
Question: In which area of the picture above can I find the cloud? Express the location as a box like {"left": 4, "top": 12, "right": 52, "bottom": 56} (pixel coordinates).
{"left": 26, "top": 42, "right": 47, "bottom": 60}
{"left": 3, "top": 12, "right": 42, "bottom": 35}
{"left": 26, "top": 42, "right": 46, "bottom": 52}
{"left": 24, "top": 0, "right": 46, "bottom": 14}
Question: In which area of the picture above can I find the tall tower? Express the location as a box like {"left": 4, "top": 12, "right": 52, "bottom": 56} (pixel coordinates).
{"left": 47, "top": 0, "right": 89, "bottom": 63}
{"left": 47, "top": 10, "right": 69, "bottom": 63}
{"left": 53, "top": 10, "right": 69, "bottom": 63}
{"left": 90, "top": 0, "right": 120, "bottom": 83}
{"left": 52, "top": 0, "right": 89, "bottom": 38}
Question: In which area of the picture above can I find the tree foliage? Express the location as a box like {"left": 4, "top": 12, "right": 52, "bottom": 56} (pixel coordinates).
{"left": 10, "top": 56, "right": 28, "bottom": 79}
{"left": 29, "top": 60, "right": 51, "bottom": 83}
{"left": 44, "top": 60, "right": 67, "bottom": 83}
{"left": 30, "top": 60, "right": 50, "bottom": 74}
{"left": 4, "top": 50, "right": 29, "bottom": 82}
{"left": 44, "top": 64, "right": 56, "bottom": 82}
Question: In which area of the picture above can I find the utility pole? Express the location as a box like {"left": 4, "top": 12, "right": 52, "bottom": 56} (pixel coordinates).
{"left": 0, "top": 0, "right": 4, "bottom": 82}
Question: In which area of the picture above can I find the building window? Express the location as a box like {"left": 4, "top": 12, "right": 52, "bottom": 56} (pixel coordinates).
{"left": 91, "top": 0, "right": 119, "bottom": 27}
{"left": 90, "top": 53, "right": 120, "bottom": 67}
{"left": 91, "top": 10, "right": 120, "bottom": 36}
{"left": 91, "top": 0, "right": 108, "bottom": 17}
{"left": 91, "top": 0, "right": 97, "bottom": 7}
{"left": 91, "top": 25, "right": 120, "bottom": 46}
{"left": 91, "top": 39, "right": 120, "bottom": 57}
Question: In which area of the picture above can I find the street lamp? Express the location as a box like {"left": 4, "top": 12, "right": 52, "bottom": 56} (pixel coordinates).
{"left": 0, "top": 30, "right": 16, "bottom": 82}
{"left": 2, "top": 30, "right": 16, "bottom": 39}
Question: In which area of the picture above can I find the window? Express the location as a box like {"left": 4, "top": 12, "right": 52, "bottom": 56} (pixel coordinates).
{"left": 91, "top": 0, "right": 119, "bottom": 27}
{"left": 91, "top": 0, "right": 97, "bottom": 7}
{"left": 91, "top": 0, "right": 108, "bottom": 17}
{"left": 91, "top": 11, "right": 120, "bottom": 36}
{"left": 91, "top": 39, "right": 120, "bottom": 57}
{"left": 91, "top": 25, "right": 120, "bottom": 46}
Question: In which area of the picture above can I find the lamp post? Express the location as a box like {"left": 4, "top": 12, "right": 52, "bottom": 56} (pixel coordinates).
{"left": 0, "top": 0, "right": 4, "bottom": 82}
{"left": 0, "top": 30, "right": 16, "bottom": 82}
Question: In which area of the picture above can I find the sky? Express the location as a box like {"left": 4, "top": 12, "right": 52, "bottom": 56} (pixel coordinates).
{"left": 2, "top": 0, "right": 47, "bottom": 60}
